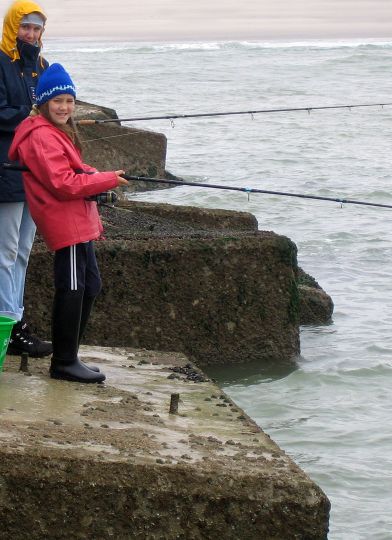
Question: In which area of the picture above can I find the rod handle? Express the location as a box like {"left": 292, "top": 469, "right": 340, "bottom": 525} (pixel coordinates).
{"left": 77, "top": 119, "right": 97, "bottom": 125}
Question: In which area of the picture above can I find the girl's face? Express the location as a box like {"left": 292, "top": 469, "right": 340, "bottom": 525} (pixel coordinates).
{"left": 48, "top": 94, "right": 75, "bottom": 125}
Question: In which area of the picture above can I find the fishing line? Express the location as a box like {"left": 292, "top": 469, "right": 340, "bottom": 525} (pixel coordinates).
{"left": 77, "top": 102, "right": 392, "bottom": 126}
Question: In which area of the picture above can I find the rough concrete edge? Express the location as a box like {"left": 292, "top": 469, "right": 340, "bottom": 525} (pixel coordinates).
{"left": 117, "top": 200, "right": 259, "bottom": 230}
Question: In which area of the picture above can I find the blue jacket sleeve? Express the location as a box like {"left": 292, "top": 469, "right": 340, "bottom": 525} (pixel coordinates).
{"left": 0, "top": 65, "right": 30, "bottom": 133}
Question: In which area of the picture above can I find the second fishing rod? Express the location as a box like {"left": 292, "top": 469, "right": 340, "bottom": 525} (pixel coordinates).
{"left": 76, "top": 101, "right": 392, "bottom": 126}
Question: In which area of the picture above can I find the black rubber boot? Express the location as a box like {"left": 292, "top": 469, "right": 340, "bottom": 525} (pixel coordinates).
{"left": 79, "top": 294, "right": 96, "bottom": 345}
{"left": 50, "top": 289, "right": 105, "bottom": 384}
{"left": 78, "top": 294, "right": 100, "bottom": 373}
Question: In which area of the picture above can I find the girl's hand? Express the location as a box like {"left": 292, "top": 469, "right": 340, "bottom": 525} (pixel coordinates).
{"left": 115, "top": 170, "right": 128, "bottom": 186}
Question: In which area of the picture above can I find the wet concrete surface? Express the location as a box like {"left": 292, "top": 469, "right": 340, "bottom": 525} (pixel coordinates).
{"left": 0, "top": 346, "right": 330, "bottom": 539}
{"left": 0, "top": 346, "right": 280, "bottom": 465}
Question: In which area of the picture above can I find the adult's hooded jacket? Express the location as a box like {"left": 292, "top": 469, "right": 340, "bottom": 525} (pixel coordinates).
{"left": 9, "top": 115, "right": 119, "bottom": 251}
{"left": 0, "top": 0, "right": 48, "bottom": 202}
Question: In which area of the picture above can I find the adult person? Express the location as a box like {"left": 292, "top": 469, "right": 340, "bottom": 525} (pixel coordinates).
{"left": 0, "top": 0, "right": 52, "bottom": 357}
{"left": 9, "top": 63, "right": 128, "bottom": 382}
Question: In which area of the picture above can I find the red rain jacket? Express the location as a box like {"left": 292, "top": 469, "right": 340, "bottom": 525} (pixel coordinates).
{"left": 9, "top": 115, "right": 118, "bottom": 251}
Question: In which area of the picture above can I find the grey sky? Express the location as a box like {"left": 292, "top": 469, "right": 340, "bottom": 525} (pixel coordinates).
{"left": 1, "top": 0, "right": 391, "bottom": 40}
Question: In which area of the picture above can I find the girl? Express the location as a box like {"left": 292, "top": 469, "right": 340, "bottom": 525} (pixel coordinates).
{"left": 9, "top": 63, "right": 128, "bottom": 383}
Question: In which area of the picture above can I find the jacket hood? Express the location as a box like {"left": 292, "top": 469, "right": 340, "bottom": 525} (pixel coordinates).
{"left": 0, "top": 0, "right": 46, "bottom": 60}
{"left": 9, "top": 115, "right": 54, "bottom": 161}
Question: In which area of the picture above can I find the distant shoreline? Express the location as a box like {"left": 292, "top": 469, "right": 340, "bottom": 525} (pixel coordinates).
{"left": 1, "top": 0, "right": 391, "bottom": 46}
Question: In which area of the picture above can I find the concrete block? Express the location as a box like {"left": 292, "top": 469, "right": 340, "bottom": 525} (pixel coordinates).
{"left": 0, "top": 347, "right": 330, "bottom": 539}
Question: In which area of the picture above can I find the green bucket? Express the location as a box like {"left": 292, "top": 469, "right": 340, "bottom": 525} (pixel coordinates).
{"left": 0, "top": 316, "right": 16, "bottom": 372}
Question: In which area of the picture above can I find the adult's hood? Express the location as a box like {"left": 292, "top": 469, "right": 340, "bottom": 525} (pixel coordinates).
{"left": 0, "top": 0, "right": 46, "bottom": 60}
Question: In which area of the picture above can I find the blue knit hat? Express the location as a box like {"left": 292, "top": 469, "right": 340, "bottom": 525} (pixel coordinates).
{"left": 35, "top": 63, "right": 76, "bottom": 106}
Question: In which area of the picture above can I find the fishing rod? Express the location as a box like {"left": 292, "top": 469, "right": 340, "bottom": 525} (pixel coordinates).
{"left": 121, "top": 174, "right": 392, "bottom": 210}
{"left": 77, "top": 102, "right": 392, "bottom": 125}
{"left": 3, "top": 163, "right": 392, "bottom": 210}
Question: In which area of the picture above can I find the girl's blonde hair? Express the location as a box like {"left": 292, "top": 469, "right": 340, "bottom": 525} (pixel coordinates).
{"left": 30, "top": 102, "right": 83, "bottom": 152}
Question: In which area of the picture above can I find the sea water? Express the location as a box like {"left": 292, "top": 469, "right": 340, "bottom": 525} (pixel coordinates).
{"left": 45, "top": 39, "right": 392, "bottom": 539}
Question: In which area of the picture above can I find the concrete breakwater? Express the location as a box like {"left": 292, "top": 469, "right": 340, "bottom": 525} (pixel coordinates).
{"left": 26, "top": 199, "right": 332, "bottom": 367}
{"left": 1, "top": 101, "right": 332, "bottom": 537}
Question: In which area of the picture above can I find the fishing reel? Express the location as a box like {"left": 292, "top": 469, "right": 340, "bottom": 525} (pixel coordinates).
{"left": 86, "top": 191, "right": 118, "bottom": 205}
